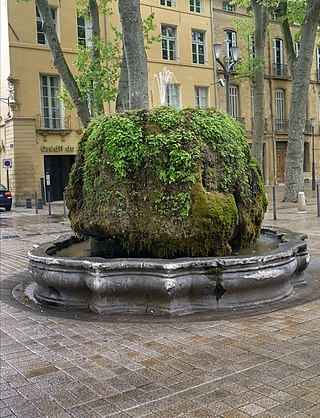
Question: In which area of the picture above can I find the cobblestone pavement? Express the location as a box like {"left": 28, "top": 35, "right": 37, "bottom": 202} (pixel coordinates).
{"left": 1, "top": 186, "right": 320, "bottom": 418}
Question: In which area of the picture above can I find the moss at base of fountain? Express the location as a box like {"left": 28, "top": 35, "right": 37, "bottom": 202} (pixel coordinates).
{"left": 66, "top": 107, "right": 267, "bottom": 258}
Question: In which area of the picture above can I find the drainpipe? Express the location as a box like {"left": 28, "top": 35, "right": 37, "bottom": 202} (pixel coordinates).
{"left": 210, "top": 0, "right": 219, "bottom": 108}
{"left": 267, "top": 36, "right": 277, "bottom": 185}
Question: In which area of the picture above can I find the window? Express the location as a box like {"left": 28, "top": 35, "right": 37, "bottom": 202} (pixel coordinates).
{"left": 162, "top": 26, "right": 177, "bottom": 61}
{"left": 36, "top": 6, "right": 56, "bottom": 45}
{"left": 165, "top": 84, "right": 180, "bottom": 108}
{"left": 273, "top": 38, "right": 285, "bottom": 76}
{"left": 248, "top": 34, "right": 255, "bottom": 60}
{"left": 222, "top": 2, "right": 235, "bottom": 12}
{"left": 224, "top": 30, "right": 237, "bottom": 62}
{"left": 229, "top": 85, "right": 239, "bottom": 119}
{"left": 192, "top": 31, "right": 205, "bottom": 64}
{"left": 190, "top": 0, "right": 203, "bottom": 13}
{"left": 77, "top": 15, "right": 92, "bottom": 47}
{"left": 40, "top": 75, "right": 62, "bottom": 129}
{"left": 160, "top": 0, "right": 176, "bottom": 6}
{"left": 275, "top": 89, "right": 285, "bottom": 131}
{"left": 195, "top": 87, "right": 208, "bottom": 108}
{"left": 316, "top": 47, "right": 320, "bottom": 80}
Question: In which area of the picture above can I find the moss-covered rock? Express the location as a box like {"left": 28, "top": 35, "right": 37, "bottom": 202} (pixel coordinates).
{"left": 66, "top": 107, "right": 267, "bottom": 257}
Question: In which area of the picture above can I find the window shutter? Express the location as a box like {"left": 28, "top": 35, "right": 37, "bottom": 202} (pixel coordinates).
{"left": 231, "top": 31, "right": 237, "bottom": 47}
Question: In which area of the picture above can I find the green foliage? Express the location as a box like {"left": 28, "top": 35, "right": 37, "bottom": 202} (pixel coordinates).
{"left": 76, "top": 0, "right": 113, "bottom": 16}
{"left": 59, "top": 31, "right": 122, "bottom": 115}
{"left": 233, "top": 14, "right": 265, "bottom": 80}
{"left": 142, "top": 13, "right": 162, "bottom": 49}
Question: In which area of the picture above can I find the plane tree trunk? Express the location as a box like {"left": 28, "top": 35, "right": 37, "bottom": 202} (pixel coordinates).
{"left": 281, "top": 0, "right": 320, "bottom": 201}
{"left": 250, "top": 0, "right": 269, "bottom": 168}
{"left": 118, "top": 0, "right": 149, "bottom": 110}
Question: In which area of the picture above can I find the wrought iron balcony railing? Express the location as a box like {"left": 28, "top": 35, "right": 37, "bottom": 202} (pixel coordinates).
{"left": 36, "top": 114, "right": 71, "bottom": 130}
{"left": 275, "top": 119, "right": 289, "bottom": 133}
{"left": 273, "top": 63, "right": 289, "bottom": 77}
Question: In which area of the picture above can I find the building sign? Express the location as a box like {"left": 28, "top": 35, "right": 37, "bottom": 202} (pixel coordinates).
{"left": 40, "top": 145, "right": 75, "bottom": 153}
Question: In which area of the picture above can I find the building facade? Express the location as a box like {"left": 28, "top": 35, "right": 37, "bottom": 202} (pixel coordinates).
{"left": 0, "top": 0, "right": 319, "bottom": 205}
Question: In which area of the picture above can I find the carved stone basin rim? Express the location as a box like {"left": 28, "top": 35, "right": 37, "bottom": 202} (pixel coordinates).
{"left": 28, "top": 227, "right": 309, "bottom": 316}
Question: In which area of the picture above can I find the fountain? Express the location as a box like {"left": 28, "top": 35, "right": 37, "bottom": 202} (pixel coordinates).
{"left": 152, "top": 67, "right": 177, "bottom": 106}
{"left": 27, "top": 107, "right": 309, "bottom": 316}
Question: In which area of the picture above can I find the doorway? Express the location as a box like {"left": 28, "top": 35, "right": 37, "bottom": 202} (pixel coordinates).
{"left": 44, "top": 155, "right": 75, "bottom": 201}
{"left": 276, "top": 141, "right": 287, "bottom": 183}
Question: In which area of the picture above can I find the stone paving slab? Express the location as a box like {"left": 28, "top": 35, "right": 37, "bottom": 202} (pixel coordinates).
{"left": 1, "top": 186, "right": 320, "bottom": 417}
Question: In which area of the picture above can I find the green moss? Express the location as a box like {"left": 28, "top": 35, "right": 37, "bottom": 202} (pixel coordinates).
{"left": 66, "top": 107, "right": 267, "bottom": 258}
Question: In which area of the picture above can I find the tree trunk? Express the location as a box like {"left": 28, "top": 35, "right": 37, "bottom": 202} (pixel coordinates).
{"left": 88, "top": 0, "right": 104, "bottom": 115}
{"left": 116, "top": 52, "right": 129, "bottom": 113}
{"left": 36, "top": 0, "right": 91, "bottom": 128}
{"left": 250, "top": 0, "right": 268, "bottom": 168}
{"left": 118, "top": 0, "right": 149, "bottom": 110}
{"left": 283, "top": 0, "right": 320, "bottom": 201}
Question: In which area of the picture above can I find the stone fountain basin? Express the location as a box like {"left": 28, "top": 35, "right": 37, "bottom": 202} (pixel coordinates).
{"left": 28, "top": 227, "right": 309, "bottom": 315}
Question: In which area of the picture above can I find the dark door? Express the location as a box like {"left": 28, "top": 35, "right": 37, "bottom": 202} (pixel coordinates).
{"left": 44, "top": 155, "right": 75, "bottom": 201}
{"left": 276, "top": 141, "right": 287, "bottom": 183}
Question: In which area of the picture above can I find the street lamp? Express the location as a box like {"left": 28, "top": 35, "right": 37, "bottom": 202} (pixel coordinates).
{"left": 213, "top": 44, "right": 239, "bottom": 114}
{"left": 310, "top": 117, "right": 316, "bottom": 191}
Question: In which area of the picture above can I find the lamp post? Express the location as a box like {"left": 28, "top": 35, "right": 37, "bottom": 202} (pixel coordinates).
{"left": 213, "top": 44, "right": 239, "bottom": 114}
{"left": 310, "top": 118, "right": 316, "bottom": 191}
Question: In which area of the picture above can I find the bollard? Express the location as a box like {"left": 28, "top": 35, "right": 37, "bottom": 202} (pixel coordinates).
{"left": 63, "top": 192, "right": 67, "bottom": 218}
{"left": 40, "top": 177, "right": 46, "bottom": 205}
{"left": 298, "top": 191, "right": 307, "bottom": 212}
{"left": 48, "top": 190, "right": 52, "bottom": 216}
{"left": 272, "top": 186, "right": 277, "bottom": 220}
{"left": 35, "top": 191, "right": 38, "bottom": 214}
{"left": 26, "top": 198, "right": 32, "bottom": 209}
{"left": 317, "top": 184, "right": 320, "bottom": 217}
{"left": 37, "top": 199, "right": 43, "bottom": 209}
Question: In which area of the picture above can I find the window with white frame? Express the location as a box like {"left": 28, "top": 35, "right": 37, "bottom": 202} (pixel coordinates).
{"left": 36, "top": 6, "right": 56, "bottom": 45}
{"left": 316, "top": 47, "right": 320, "bottom": 80}
{"left": 192, "top": 30, "right": 205, "bottom": 64}
{"left": 195, "top": 87, "right": 208, "bottom": 108}
{"left": 162, "top": 25, "right": 177, "bottom": 60}
{"left": 273, "top": 38, "right": 284, "bottom": 76}
{"left": 229, "top": 85, "right": 239, "bottom": 119}
{"left": 160, "top": 0, "right": 176, "bottom": 6}
{"left": 275, "top": 88, "right": 285, "bottom": 131}
{"left": 40, "top": 75, "right": 62, "bottom": 129}
{"left": 165, "top": 84, "right": 180, "bottom": 108}
{"left": 190, "top": 0, "right": 203, "bottom": 13}
{"left": 77, "top": 15, "right": 92, "bottom": 47}
{"left": 224, "top": 30, "right": 237, "bottom": 62}
{"left": 222, "top": 2, "right": 235, "bottom": 12}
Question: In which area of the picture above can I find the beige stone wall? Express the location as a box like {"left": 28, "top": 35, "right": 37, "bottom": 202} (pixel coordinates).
{"left": 3, "top": 0, "right": 320, "bottom": 202}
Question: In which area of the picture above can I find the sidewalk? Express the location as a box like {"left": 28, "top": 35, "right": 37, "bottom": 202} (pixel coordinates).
{"left": 0, "top": 186, "right": 319, "bottom": 418}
